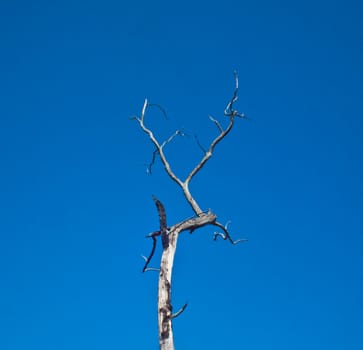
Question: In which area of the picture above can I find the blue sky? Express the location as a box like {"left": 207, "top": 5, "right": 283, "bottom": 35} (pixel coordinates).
{"left": 0, "top": 0, "right": 362, "bottom": 349}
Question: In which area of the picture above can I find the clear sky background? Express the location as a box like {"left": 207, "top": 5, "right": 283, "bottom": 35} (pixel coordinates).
{"left": 0, "top": 0, "right": 362, "bottom": 349}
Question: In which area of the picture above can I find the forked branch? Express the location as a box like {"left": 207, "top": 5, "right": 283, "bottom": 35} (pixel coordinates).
{"left": 133, "top": 72, "right": 245, "bottom": 220}
{"left": 133, "top": 72, "right": 247, "bottom": 245}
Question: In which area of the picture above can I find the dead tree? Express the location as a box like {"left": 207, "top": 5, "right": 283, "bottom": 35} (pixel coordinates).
{"left": 133, "top": 72, "right": 247, "bottom": 350}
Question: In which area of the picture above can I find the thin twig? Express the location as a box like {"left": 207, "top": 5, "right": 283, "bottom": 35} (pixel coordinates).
{"left": 147, "top": 103, "right": 169, "bottom": 119}
{"left": 209, "top": 115, "right": 223, "bottom": 132}
{"left": 194, "top": 134, "right": 207, "bottom": 154}
{"left": 212, "top": 221, "right": 248, "bottom": 244}
{"left": 171, "top": 303, "right": 188, "bottom": 319}
{"left": 146, "top": 149, "right": 160, "bottom": 174}
{"left": 224, "top": 71, "right": 245, "bottom": 118}
{"left": 160, "top": 130, "right": 185, "bottom": 148}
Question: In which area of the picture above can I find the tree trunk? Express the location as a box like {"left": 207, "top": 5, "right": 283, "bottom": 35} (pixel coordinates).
{"left": 158, "top": 229, "right": 178, "bottom": 350}
{"left": 156, "top": 212, "right": 217, "bottom": 349}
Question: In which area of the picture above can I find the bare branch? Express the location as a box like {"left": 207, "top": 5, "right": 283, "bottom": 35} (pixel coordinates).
{"left": 185, "top": 115, "right": 234, "bottom": 187}
{"left": 209, "top": 115, "right": 223, "bottom": 132}
{"left": 160, "top": 130, "right": 185, "bottom": 148}
{"left": 143, "top": 266, "right": 160, "bottom": 273}
{"left": 171, "top": 303, "right": 188, "bottom": 319}
{"left": 135, "top": 72, "right": 247, "bottom": 217}
{"left": 194, "top": 134, "right": 207, "bottom": 154}
{"left": 146, "top": 130, "right": 185, "bottom": 174}
{"left": 212, "top": 221, "right": 248, "bottom": 244}
{"left": 184, "top": 72, "right": 245, "bottom": 193}
{"left": 171, "top": 210, "right": 211, "bottom": 232}
{"left": 146, "top": 149, "right": 160, "bottom": 175}
{"left": 144, "top": 268, "right": 160, "bottom": 272}
{"left": 133, "top": 100, "right": 184, "bottom": 189}
{"left": 141, "top": 98, "right": 148, "bottom": 122}
{"left": 133, "top": 73, "right": 246, "bottom": 217}
{"left": 142, "top": 234, "right": 159, "bottom": 272}
{"left": 141, "top": 254, "right": 159, "bottom": 271}
{"left": 224, "top": 71, "right": 246, "bottom": 119}
{"left": 147, "top": 103, "right": 169, "bottom": 119}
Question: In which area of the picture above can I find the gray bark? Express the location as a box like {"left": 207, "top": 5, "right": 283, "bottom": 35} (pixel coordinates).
{"left": 156, "top": 209, "right": 217, "bottom": 350}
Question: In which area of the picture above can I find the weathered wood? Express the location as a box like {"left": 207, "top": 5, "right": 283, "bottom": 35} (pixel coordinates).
{"left": 157, "top": 212, "right": 217, "bottom": 350}
{"left": 158, "top": 230, "right": 178, "bottom": 350}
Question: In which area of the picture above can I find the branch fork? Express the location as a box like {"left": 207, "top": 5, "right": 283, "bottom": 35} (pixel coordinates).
{"left": 133, "top": 72, "right": 246, "bottom": 220}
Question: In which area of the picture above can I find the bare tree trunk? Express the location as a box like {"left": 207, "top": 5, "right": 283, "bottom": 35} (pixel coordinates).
{"left": 158, "top": 229, "right": 178, "bottom": 350}
{"left": 152, "top": 200, "right": 219, "bottom": 349}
